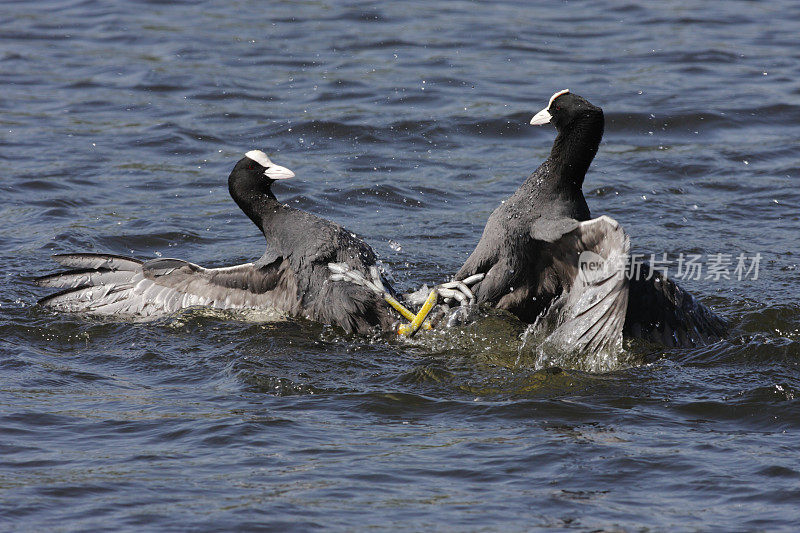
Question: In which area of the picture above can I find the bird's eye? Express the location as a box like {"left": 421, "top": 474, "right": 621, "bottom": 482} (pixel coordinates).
{"left": 248, "top": 162, "right": 256, "bottom": 170}
{"left": 555, "top": 105, "right": 561, "bottom": 111}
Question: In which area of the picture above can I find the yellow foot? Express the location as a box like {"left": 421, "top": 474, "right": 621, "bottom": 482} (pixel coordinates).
{"left": 397, "top": 288, "right": 438, "bottom": 337}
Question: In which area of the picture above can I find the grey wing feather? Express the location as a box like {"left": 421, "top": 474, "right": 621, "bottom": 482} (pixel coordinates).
{"left": 532, "top": 216, "right": 630, "bottom": 361}
{"left": 52, "top": 253, "right": 143, "bottom": 270}
{"left": 253, "top": 246, "right": 282, "bottom": 269}
{"left": 530, "top": 218, "right": 581, "bottom": 243}
{"left": 34, "top": 268, "right": 141, "bottom": 289}
{"left": 35, "top": 253, "right": 288, "bottom": 318}
{"left": 624, "top": 267, "right": 727, "bottom": 347}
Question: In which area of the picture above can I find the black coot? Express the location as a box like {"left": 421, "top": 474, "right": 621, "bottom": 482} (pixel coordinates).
{"left": 455, "top": 90, "right": 727, "bottom": 348}
{"left": 35, "top": 150, "right": 398, "bottom": 334}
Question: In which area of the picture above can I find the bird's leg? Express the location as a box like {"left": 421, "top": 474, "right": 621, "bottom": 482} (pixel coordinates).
{"left": 396, "top": 288, "right": 438, "bottom": 337}
{"left": 328, "top": 263, "right": 484, "bottom": 336}
{"left": 397, "top": 273, "right": 485, "bottom": 336}
{"left": 328, "top": 262, "right": 431, "bottom": 333}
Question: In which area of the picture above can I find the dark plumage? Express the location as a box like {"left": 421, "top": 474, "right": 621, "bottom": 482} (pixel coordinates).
{"left": 455, "top": 90, "right": 727, "bottom": 348}
{"left": 34, "top": 151, "right": 396, "bottom": 334}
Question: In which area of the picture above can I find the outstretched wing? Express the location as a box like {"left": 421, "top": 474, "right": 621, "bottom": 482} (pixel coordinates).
{"left": 532, "top": 215, "right": 630, "bottom": 358}
{"left": 624, "top": 267, "right": 727, "bottom": 347}
{"left": 34, "top": 253, "right": 292, "bottom": 318}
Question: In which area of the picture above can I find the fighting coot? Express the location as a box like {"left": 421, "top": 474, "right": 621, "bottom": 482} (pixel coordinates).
{"left": 36, "top": 150, "right": 411, "bottom": 334}
{"left": 455, "top": 90, "right": 726, "bottom": 348}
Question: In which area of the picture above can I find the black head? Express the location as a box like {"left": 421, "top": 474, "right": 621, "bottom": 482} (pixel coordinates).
{"left": 529, "top": 90, "right": 603, "bottom": 132}
{"left": 230, "top": 150, "right": 295, "bottom": 187}
{"left": 228, "top": 150, "right": 296, "bottom": 230}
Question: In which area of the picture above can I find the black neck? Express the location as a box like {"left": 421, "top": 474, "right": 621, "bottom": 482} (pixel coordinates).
{"left": 549, "top": 111, "right": 604, "bottom": 190}
{"left": 228, "top": 173, "right": 278, "bottom": 235}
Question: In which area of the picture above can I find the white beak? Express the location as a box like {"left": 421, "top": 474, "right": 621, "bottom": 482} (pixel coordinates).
{"left": 530, "top": 107, "right": 552, "bottom": 126}
{"left": 264, "top": 164, "right": 295, "bottom": 180}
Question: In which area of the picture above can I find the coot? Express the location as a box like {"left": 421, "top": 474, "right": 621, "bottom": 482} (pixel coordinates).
{"left": 35, "top": 151, "right": 400, "bottom": 334}
{"left": 455, "top": 90, "right": 727, "bottom": 348}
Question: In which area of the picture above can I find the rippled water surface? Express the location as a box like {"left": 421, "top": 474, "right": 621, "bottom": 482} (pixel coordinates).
{"left": 2, "top": 1, "right": 800, "bottom": 530}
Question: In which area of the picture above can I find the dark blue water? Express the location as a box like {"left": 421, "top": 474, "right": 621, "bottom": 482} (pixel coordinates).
{"left": 2, "top": 1, "right": 800, "bottom": 530}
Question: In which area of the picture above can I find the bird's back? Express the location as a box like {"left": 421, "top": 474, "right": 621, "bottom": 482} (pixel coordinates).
{"left": 263, "top": 203, "right": 394, "bottom": 333}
